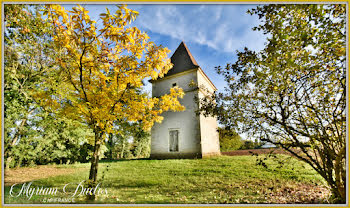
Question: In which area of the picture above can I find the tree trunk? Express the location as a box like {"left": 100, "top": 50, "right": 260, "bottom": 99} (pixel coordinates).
{"left": 87, "top": 130, "right": 102, "bottom": 200}
{"left": 5, "top": 109, "right": 34, "bottom": 170}
{"left": 334, "top": 146, "right": 346, "bottom": 202}
{"left": 5, "top": 157, "right": 12, "bottom": 170}
{"left": 11, "top": 108, "right": 34, "bottom": 146}
{"left": 121, "top": 137, "right": 125, "bottom": 159}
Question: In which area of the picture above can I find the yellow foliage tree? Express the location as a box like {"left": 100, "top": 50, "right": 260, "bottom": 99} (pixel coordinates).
{"left": 37, "top": 4, "right": 185, "bottom": 192}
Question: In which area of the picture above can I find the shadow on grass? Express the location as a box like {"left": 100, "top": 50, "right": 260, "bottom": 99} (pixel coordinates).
{"left": 107, "top": 180, "right": 159, "bottom": 189}
{"left": 99, "top": 157, "right": 205, "bottom": 163}
{"left": 99, "top": 158, "right": 152, "bottom": 163}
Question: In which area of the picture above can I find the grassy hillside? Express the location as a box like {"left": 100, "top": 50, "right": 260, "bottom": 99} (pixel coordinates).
{"left": 4, "top": 155, "right": 330, "bottom": 204}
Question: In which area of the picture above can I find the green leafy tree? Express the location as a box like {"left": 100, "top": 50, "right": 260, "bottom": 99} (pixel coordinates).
{"left": 4, "top": 4, "right": 93, "bottom": 168}
{"left": 218, "top": 127, "right": 242, "bottom": 151}
{"left": 131, "top": 123, "right": 151, "bottom": 158}
{"left": 105, "top": 120, "right": 150, "bottom": 159}
{"left": 4, "top": 4, "right": 48, "bottom": 168}
{"left": 34, "top": 115, "right": 94, "bottom": 165}
{"left": 200, "top": 4, "right": 345, "bottom": 202}
{"left": 107, "top": 123, "right": 134, "bottom": 159}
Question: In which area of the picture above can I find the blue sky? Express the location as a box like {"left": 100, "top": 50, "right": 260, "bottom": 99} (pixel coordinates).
{"left": 63, "top": 4, "right": 267, "bottom": 93}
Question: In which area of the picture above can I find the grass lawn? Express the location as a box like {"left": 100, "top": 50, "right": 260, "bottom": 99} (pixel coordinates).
{"left": 4, "top": 155, "right": 330, "bottom": 204}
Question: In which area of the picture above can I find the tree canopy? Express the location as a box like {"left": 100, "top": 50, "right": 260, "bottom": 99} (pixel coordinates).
{"left": 218, "top": 127, "right": 243, "bottom": 151}
{"left": 200, "top": 4, "right": 346, "bottom": 202}
{"left": 4, "top": 4, "right": 94, "bottom": 168}
{"left": 36, "top": 4, "right": 185, "bottom": 195}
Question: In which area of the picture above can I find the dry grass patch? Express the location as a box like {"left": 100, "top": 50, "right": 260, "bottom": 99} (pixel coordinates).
{"left": 4, "top": 165, "right": 88, "bottom": 186}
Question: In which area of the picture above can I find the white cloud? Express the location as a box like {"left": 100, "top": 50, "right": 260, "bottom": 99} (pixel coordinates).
{"left": 213, "top": 6, "right": 223, "bottom": 21}
{"left": 130, "top": 4, "right": 267, "bottom": 53}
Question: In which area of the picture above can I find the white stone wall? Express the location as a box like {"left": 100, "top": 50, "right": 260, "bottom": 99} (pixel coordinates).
{"left": 150, "top": 68, "right": 220, "bottom": 158}
{"left": 152, "top": 69, "right": 198, "bottom": 97}
{"left": 151, "top": 70, "right": 202, "bottom": 158}
{"left": 199, "top": 109, "right": 220, "bottom": 155}
{"left": 197, "top": 69, "right": 221, "bottom": 156}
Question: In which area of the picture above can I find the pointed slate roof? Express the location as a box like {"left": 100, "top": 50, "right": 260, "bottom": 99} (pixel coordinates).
{"left": 164, "top": 41, "right": 199, "bottom": 77}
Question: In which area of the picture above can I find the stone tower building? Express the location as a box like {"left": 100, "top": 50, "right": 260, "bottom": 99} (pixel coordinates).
{"left": 150, "top": 42, "right": 220, "bottom": 159}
